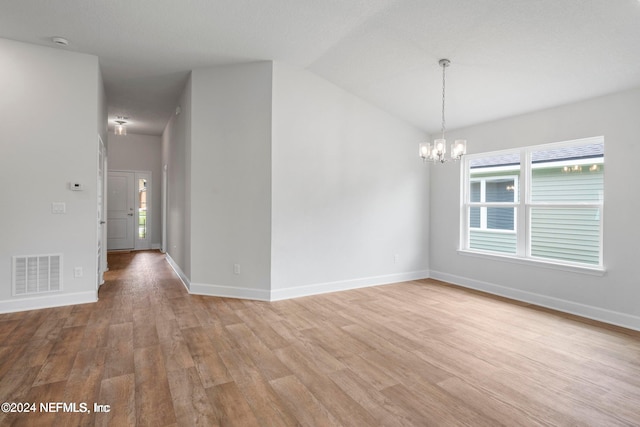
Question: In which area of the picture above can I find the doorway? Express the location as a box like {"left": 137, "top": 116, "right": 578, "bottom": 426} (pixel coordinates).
{"left": 107, "top": 170, "right": 152, "bottom": 251}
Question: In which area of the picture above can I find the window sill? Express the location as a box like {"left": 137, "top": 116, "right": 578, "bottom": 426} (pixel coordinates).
{"left": 457, "top": 249, "right": 606, "bottom": 276}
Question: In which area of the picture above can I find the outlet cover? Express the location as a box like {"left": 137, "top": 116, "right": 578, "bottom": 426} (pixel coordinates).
{"left": 52, "top": 202, "right": 66, "bottom": 214}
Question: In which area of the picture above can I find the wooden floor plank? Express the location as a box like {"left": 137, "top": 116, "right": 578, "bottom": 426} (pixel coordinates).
{"left": 96, "top": 374, "right": 136, "bottom": 427}
{"left": 270, "top": 375, "right": 341, "bottom": 427}
{"left": 166, "top": 367, "right": 218, "bottom": 427}
{"left": 205, "top": 381, "right": 261, "bottom": 427}
{"left": 133, "top": 345, "right": 177, "bottom": 427}
{"left": 218, "top": 347, "right": 299, "bottom": 427}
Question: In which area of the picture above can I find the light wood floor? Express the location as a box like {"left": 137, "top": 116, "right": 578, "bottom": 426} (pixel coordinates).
{"left": 1, "top": 251, "right": 639, "bottom": 426}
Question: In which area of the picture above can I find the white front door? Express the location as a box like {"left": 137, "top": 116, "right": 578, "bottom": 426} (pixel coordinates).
{"left": 107, "top": 171, "right": 135, "bottom": 250}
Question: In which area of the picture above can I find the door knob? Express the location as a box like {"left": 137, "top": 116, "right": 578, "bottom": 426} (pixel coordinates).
{"left": 100, "top": 221, "right": 106, "bottom": 224}
{"left": 127, "top": 213, "right": 134, "bottom": 216}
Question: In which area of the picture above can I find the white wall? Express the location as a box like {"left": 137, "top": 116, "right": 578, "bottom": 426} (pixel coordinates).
{"left": 0, "top": 38, "right": 101, "bottom": 311}
{"left": 108, "top": 132, "right": 163, "bottom": 248}
{"left": 429, "top": 87, "right": 640, "bottom": 330}
{"left": 270, "top": 62, "right": 429, "bottom": 299}
{"left": 162, "top": 74, "right": 192, "bottom": 281}
{"left": 189, "top": 62, "right": 273, "bottom": 299}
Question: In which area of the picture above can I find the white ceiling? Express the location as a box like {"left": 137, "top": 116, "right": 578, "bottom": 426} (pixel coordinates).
{"left": 2, "top": 0, "right": 640, "bottom": 136}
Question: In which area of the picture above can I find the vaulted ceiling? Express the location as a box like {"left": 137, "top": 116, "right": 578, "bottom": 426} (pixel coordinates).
{"left": 2, "top": 0, "right": 640, "bottom": 136}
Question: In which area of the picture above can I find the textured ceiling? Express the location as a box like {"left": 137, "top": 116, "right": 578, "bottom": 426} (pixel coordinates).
{"left": 1, "top": 0, "right": 640, "bottom": 136}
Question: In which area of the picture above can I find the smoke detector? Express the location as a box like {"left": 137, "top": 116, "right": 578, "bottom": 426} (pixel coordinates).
{"left": 51, "top": 37, "right": 69, "bottom": 47}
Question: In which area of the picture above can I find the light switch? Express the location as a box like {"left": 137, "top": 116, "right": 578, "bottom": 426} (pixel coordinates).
{"left": 52, "top": 202, "right": 66, "bottom": 214}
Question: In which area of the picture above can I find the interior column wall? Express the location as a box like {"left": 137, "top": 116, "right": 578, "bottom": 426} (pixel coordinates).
{"left": 0, "top": 38, "right": 101, "bottom": 311}
{"left": 188, "top": 62, "right": 273, "bottom": 298}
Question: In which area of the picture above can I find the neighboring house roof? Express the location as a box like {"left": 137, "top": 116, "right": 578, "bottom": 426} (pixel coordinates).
{"left": 470, "top": 143, "right": 604, "bottom": 169}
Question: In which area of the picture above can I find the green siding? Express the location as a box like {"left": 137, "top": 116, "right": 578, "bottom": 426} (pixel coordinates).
{"left": 471, "top": 170, "right": 519, "bottom": 180}
{"left": 531, "top": 166, "right": 603, "bottom": 202}
{"left": 470, "top": 230, "right": 516, "bottom": 254}
{"left": 530, "top": 207, "right": 600, "bottom": 265}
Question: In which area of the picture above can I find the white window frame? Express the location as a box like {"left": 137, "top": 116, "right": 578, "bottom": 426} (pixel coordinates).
{"left": 459, "top": 136, "right": 605, "bottom": 275}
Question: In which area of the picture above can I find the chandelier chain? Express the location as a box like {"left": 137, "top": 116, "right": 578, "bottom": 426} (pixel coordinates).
{"left": 441, "top": 61, "right": 446, "bottom": 139}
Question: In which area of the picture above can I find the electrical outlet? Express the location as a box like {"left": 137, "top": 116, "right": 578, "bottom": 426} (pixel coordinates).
{"left": 74, "top": 267, "right": 83, "bottom": 278}
{"left": 233, "top": 264, "right": 240, "bottom": 275}
{"left": 394, "top": 254, "right": 400, "bottom": 264}
{"left": 52, "top": 202, "right": 66, "bottom": 214}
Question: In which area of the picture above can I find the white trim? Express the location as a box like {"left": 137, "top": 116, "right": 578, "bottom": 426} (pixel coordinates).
{"left": 428, "top": 270, "right": 639, "bottom": 332}
{"left": 162, "top": 164, "right": 167, "bottom": 254}
{"left": 0, "top": 291, "right": 97, "bottom": 314}
{"left": 270, "top": 270, "right": 431, "bottom": 301}
{"left": 190, "top": 283, "right": 271, "bottom": 301}
{"left": 457, "top": 249, "right": 605, "bottom": 276}
{"left": 165, "top": 253, "right": 190, "bottom": 292}
{"left": 185, "top": 270, "right": 431, "bottom": 302}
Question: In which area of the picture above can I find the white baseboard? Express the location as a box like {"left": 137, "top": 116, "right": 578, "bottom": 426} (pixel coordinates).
{"left": 190, "top": 283, "right": 271, "bottom": 301}
{"left": 270, "top": 270, "right": 431, "bottom": 301}
{"left": 429, "top": 270, "right": 640, "bottom": 332}
{"left": 0, "top": 291, "right": 98, "bottom": 314}
{"left": 165, "top": 253, "right": 191, "bottom": 292}
{"left": 187, "top": 270, "right": 430, "bottom": 302}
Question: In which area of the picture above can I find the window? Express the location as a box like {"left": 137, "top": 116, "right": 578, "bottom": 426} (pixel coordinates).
{"left": 461, "top": 137, "right": 604, "bottom": 269}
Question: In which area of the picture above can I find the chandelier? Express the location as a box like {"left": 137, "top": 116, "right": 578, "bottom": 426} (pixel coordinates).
{"left": 419, "top": 59, "right": 466, "bottom": 163}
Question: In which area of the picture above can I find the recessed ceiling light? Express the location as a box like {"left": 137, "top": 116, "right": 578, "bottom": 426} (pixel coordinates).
{"left": 51, "top": 36, "right": 69, "bottom": 46}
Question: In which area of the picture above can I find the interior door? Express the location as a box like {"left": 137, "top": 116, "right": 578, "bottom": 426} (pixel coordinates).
{"left": 107, "top": 171, "right": 135, "bottom": 250}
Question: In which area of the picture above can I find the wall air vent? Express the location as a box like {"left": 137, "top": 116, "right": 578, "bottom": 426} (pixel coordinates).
{"left": 12, "top": 254, "right": 63, "bottom": 296}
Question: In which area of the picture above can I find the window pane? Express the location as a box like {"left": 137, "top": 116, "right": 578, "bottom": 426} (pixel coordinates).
{"left": 531, "top": 143, "right": 604, "bottom": 203}
{"left": 470, "top": 153, "right": 520, "bottom": 203}
{"left": 470, "top": 181, "right": 480, "bottom": 202}
{"left": 486, "top": 179, "right": 515, "bottom": 202}
{"left": 138, "top": 178, "right": 147, "bottom": 239}
{"left": 487, "top": 207, "right": 514, "bottom": 230}
{"left": 530, "top": 207, "right": 600, "bottom": 265}
{"left": 470, "top": 206, "right": 480, "bottom": 228}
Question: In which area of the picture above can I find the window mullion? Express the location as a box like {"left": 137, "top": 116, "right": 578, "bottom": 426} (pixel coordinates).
{"left": 480, "top": 179, "right": 487, "bottom": 229}
{"left": 460, "top": 159, "right": 469, "bottom": 250}
{"left": 517, "top": 149, "right": 530, "bottom": 257}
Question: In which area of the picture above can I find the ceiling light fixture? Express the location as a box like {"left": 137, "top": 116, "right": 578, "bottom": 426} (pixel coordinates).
{"left": 419, "top": 59, "right": 467, "bottom": 163}
{"left": 114, "top": 116, "right": 128, "bottom": 136}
